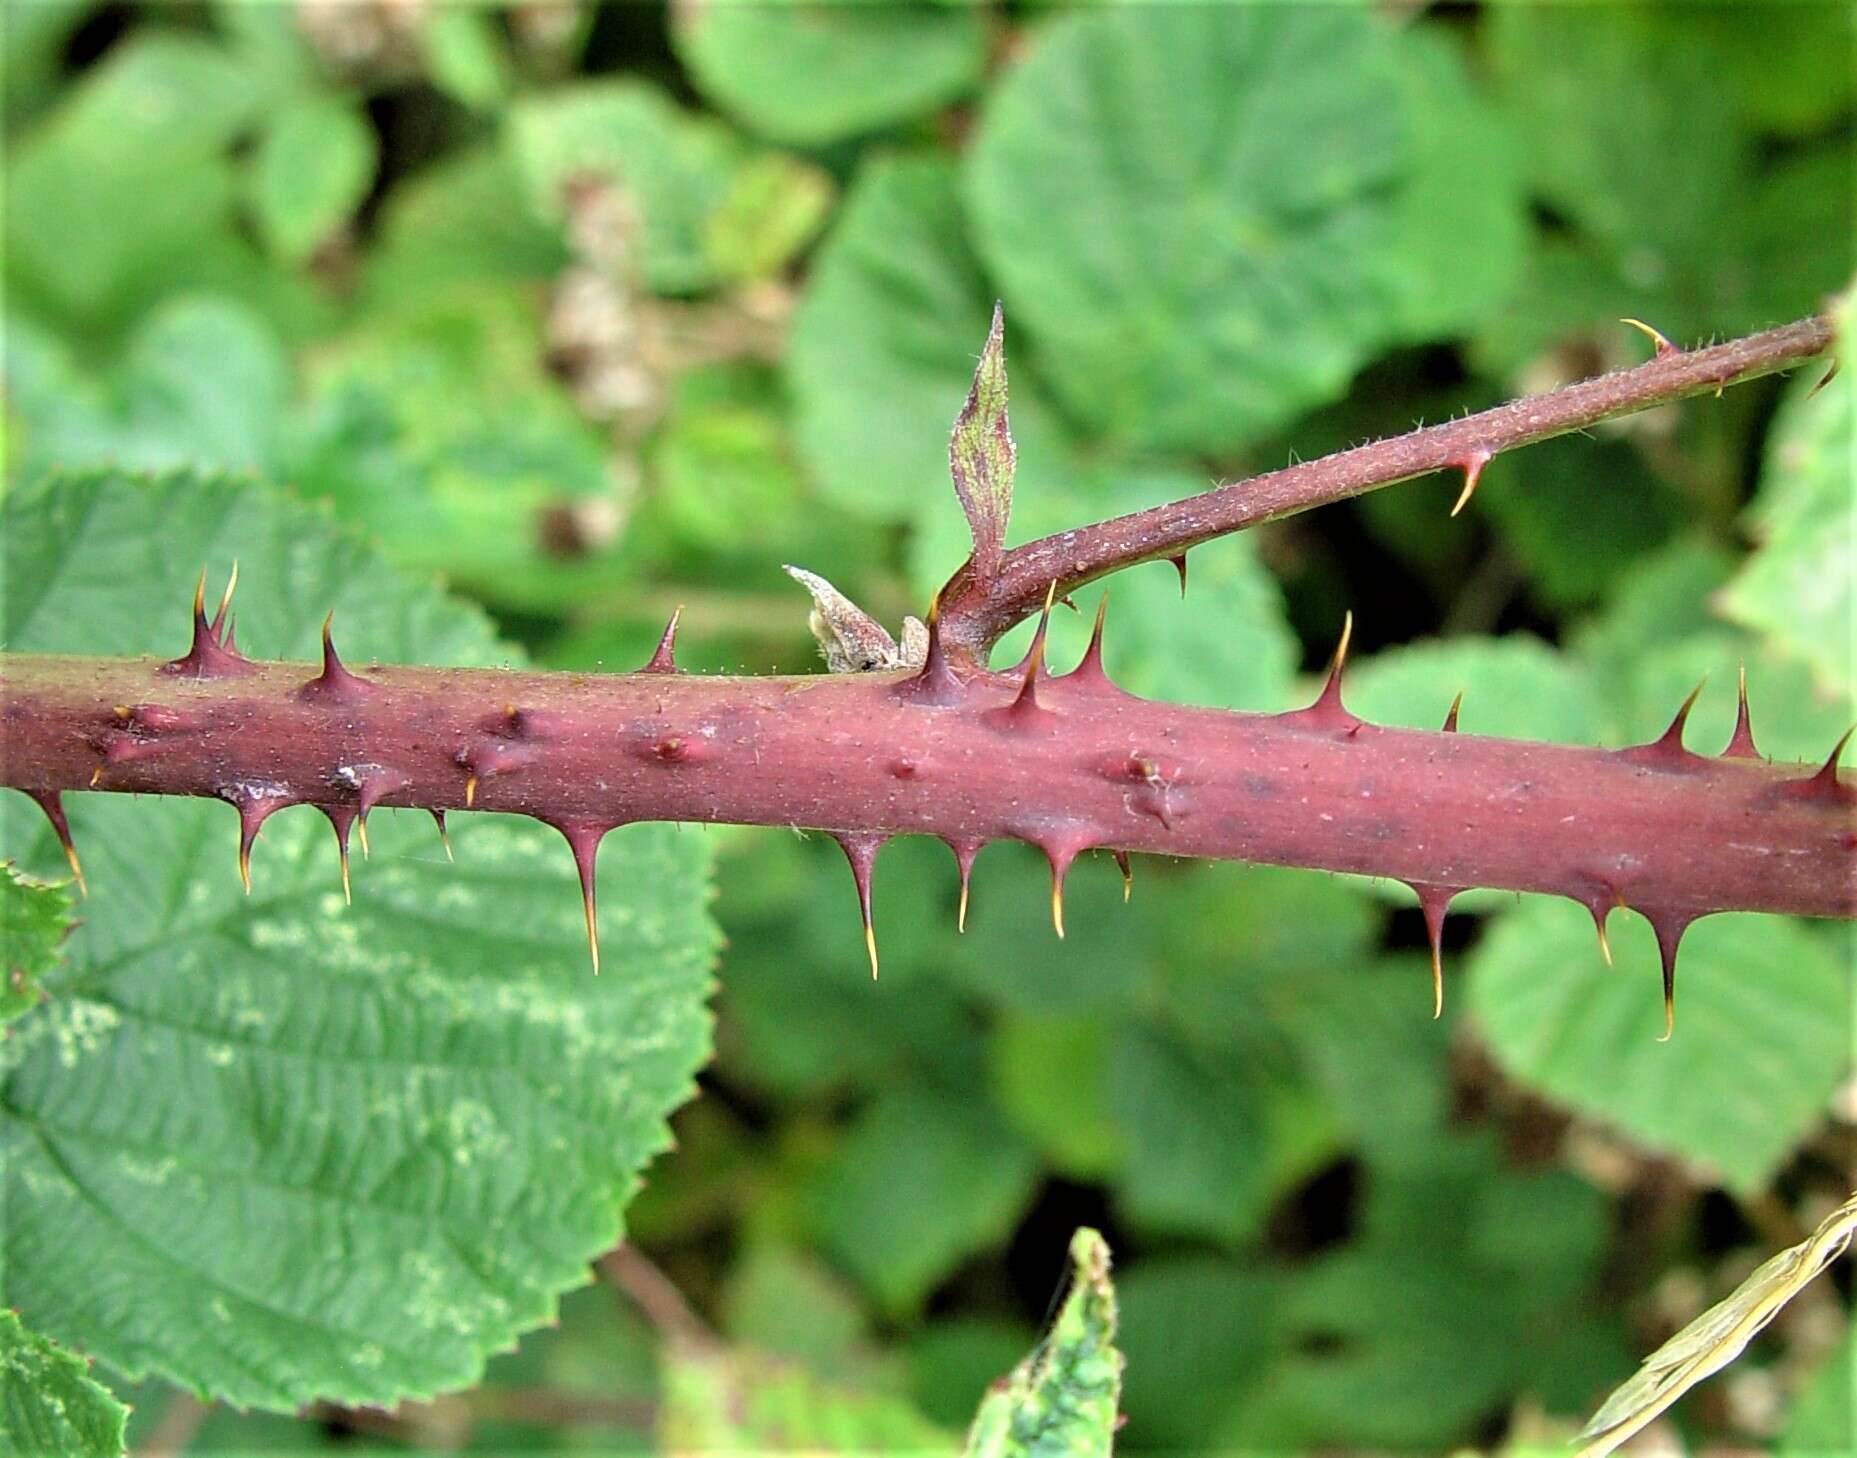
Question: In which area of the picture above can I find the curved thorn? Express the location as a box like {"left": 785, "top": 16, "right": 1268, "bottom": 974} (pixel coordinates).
{"left": 211, "top": 560, "right": 240, "bottom": 637}
{"left": 833, "top": 833, "right": 886, "bottom": 979}
{"left": 354, "top": 813, "right": 370, "bottom": 859}
{"left": 1723, "top": 663, "right": 1760, "bottom": 759}
{"left": 430, "top": 808, "right": 453, "bottom": 861}
{"left": 898, "top": 589, "right": 966, "bottom": 704}
{"left": 1069, "top": 592, "right": 1112, "bottom": 683}
{"left": 320, "top": 805, "right": 356, "bottom": 905}
{"left": 1646, "top": 913, "right": 1694, "bottom": 1043}
{"left": 1044, "top": 839, "right": 1080, "bottom": 940}
{"left": 27, "top": 791, "right": 85, "bottom": 897}
{"left": 1442, "top": 691, "right": 1463, "bottom": 734}
{"left": 464, "top": 775, "right": 477, "bottom": 809}
{"left": 641, "top": 606, "right": 683, "bottom": 674}
{"left": 1808, "top": 359, "right": 1840, "bottom": 398}
{"left": 1620, "top": 317, "right": 1677, "bottom": 358}
{"left": 1169, "top": 554, "right": 1188, "bottom": 597}
{"left": 192, "top": 567, "right": 208, "bottom": 625}
{"left": 1449, "top": 449, "right": 1493, "bottom": 517}
{"left": 1414, "top": 885, "right": 1458, "bottom": 1019}
{"left": 552, "top": 822, "right": 608, "bottom": 976}
{"left": 1112, "top": 848, "right": 1132, "bottom": 903}
{"left": 944, "top": 838, "right": 981, "bottom": 933}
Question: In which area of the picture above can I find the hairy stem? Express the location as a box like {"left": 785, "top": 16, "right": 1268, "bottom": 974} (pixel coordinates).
{"left": 936, "top": 315, "right": 1835, "bottom": 655}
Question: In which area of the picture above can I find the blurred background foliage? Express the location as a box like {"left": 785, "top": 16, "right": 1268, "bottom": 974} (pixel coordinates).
{"left": 2, "top": 0, "right": 1853, "bottom": 1452}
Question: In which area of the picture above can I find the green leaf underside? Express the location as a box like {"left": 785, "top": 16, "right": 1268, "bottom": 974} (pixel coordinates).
{"left": 1468, "top": 901, "right": 1848, "bottom": 1194}
{"left": 0, "top": 1310, "right": 128, "bottom": 1458}
{"left": 0, "top": 469, "right": 719, "bottom": 1410}
{"left": 963, "top": 1228, "right": 1123, "bottom": 1458}
{"left": 1, "top": 866, "right": 74, "bottom": 1026}
{"left": 249, "top": 93, "right": 377, "bottom": 264}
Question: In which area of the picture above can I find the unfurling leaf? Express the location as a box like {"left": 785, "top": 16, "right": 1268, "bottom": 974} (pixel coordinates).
{"left": 949, "top": 302, "right": 1016, "bottom": 582}
{"left": 963, "top": 1227, "right": 1123, "bottom": 1457}
{"left": 784, "top": 564, "right": 926, "bottom": 671}
{"left": 1577, "top": 1189, "right": 1857, "bottom": 1458}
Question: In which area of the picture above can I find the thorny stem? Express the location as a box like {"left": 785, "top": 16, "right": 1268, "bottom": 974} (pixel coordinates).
{"left": 0, "top": 315, "right": 1849, "bottom": 1031}
{"left": 935, "top": 315, "right": 1836, "bottom": 657}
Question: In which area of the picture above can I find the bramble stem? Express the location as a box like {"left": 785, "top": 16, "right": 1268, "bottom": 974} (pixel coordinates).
{"left": 935, "top": 315, "right": 1835, "bottom": 656}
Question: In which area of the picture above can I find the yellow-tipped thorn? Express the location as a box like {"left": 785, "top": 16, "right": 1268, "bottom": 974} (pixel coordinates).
{"left": 89, "top": 766, "right": 103, "bottom": 788}
{"left": 1596, "top": 920, "right": 1613, "bottom": 967}
{"left": 864, "top": 919, "right": 880, "bottom": 980}
{"left": 216, "top": 559, "right": 240, "bottom": 623}
{"left": 957, "top": 879, "right": 970, "bottom": 934}
{"left": 238, "top": 844, "right": 253, "bottom": 896}
{"left": 1430, "top": 942, "right": 1444, "bottom": 1020}
{"left": 584, "top": 893, "right": 601, "bottom": 977}
{"left": 192, "top": 568, "right": 208, "bottom": 619}
{"left": 439, "top": 827, "right": 454, "bottom": 862}
{"left": 355, "top": 814, "right": 370, "bottom": 859}
{"left": 464, "top": 776, "right": 477, "bottom": 809}
{"left": 1051, "top": 880, "right": 1066, "bottom": 940}
{"left": 1331, "top": 610, "right": 1354, "bottom": 676}
{"left": 1620, "top": 317, "right": 1675, "bottom": 357}
{"left": 62, "top": 841, "right": 88, "bottom": 899}
{"left": 338, "top": 841, "right": 352, "bottom": 906}
{"left": 1658, "top": 990, "right": 1675, "bottom": 1044}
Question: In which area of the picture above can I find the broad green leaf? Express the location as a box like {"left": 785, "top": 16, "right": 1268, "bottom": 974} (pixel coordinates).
{"left": 1380, "top": 26, "right": 1528, "bottom": 341}
{"left": 988, "top": 1012, "right": 1123, "bottom": 1180}
{"left": 0, "top": 866, "right": 72, "bottom": 1026}
{"left": 789, "top": 153, "right": 1077, "bottom": 525}
{"left": 1488, "top": 7, "right": 1742, "bottom": 260}
{"left": 909, "top": 1319, "right": 1038, "bottom": 1432}
{"left": 810, "top": 1085, "right": 1039, "bottom": 1315}
{"left": 508, "top": 80, "right": 744, "bottom": 294}
{"left": 1781, "top": 1309, "right": 1856, "bottom": 1455}
{"left": 1114, "top": 1258, "right": 1281, "bottom": 1447}
{"left": 1468, "top": 435, "right": 1683, "bottom": 610}
{"left": 1721, "top": 289, "right": 1854, "bottom": 698}
{"left": 0, "top": 468, "right": 718, "bottom": 1410}
{"left": 0, "top": 1309, "right": 128, "bottom": 1458}
{"left": 962, "top": 1228, "right": 1122, "bottom": 1458}
{"left": 5, "top": 297, "right": 289, "bottom": 487}
{"left": 659, "top": 1343, "right": 952, "bottom": 1451}
{"left": 2, "top": 32, "right": 287, "bottom": 333}
{"left": 721, "top": 1243, "right": 870, "bottom": 1374}
{"left": 1468, "top": 899, "right": 1848, "bottom": 1194}
{"left": 1348, "top": 634, "right": 1605, "bottom": 744}
{"left": 1581, "top": 1192, "right": 1857, "bottom": 1458}
{"left": 948, "top": 304, "right": 1015, "bottom": 580}
{"left": 248, "top": 94, "right": 378, "bottom": 264}
{"left": 962, "top": 6, "right": 1411, "bottom": 452}
{"left": 1636, "top": 0, "right": 1854, "bottom": 137}
{"left": 1109, "top": 1018, "right": 1337, "bottom": 1249}
{"left": 671, "top": 0, "right": 986, "bottom": 145}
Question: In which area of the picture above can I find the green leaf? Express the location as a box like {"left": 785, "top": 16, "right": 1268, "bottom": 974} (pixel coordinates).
{"left": 422, "top": 5, "right": 510, "bottom": 113}
{"left": 1379, "top": 26, "right": 1528, "bottom": 341}
{"left": 1488, "top": 7, "right": 1743, "bottom": 260}
{"left": 962, "top": 6, "right": 1412, "bottom": 452}
{"left": 948, "top": 303, "right": 1015, "bottom": 580}
{"left": 0, "top": 866, "right": 72, "bottom": 1027}
{"left": 5, "top": 298, "right": 290, "bottom": 485}
{"left": 671, "top": 0, "right": 986, "bottom": 145}
{"left": 0, "top": 467, "right": 718, "bottom": 1411}
{"left": 508, "top": 79, "right": 744, "bottom": 295}
{"left": 1467, "top": 899, "right": 1849, "bottom": 1194}
{"left": 1781, "top": 1310, "right": 1856, "bottom": 1455}
{"left": 704, "top": 151, "right": 835, "bottom": 284}
{"left": 810, "top": 1085, "right": 1039, "bottom": 1315}
{"left": 0, "top": 1309, "right": 128, "bottom": 1458}
{"left": 248, "top": 94, "right": 378, "bottom": 264}
{"left": 1720, "top": 288, "right": 1854, "bottom": 697}
{"left": 962, "top": 1228, "right": 1122, "bottom": 1458}
{"left": 1348, "top": 634, "right": 1605, "bottom": 745}
{"left": 659, "top": 1343, "right": 952, "bottom": 1451}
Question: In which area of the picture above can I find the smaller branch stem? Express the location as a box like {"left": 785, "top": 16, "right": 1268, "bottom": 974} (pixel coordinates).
{"left": 937, "top": 315, "right": 1835, "bottom": 655}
